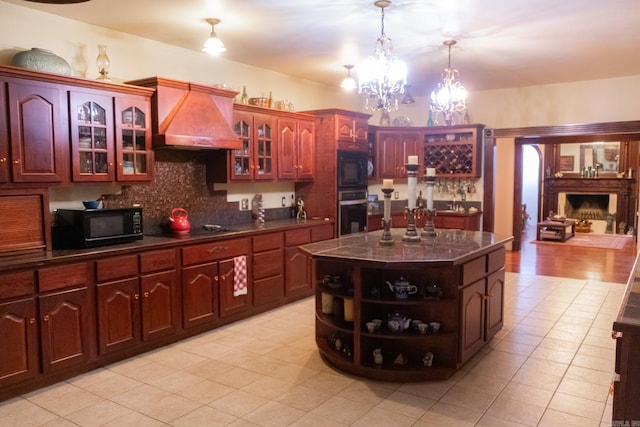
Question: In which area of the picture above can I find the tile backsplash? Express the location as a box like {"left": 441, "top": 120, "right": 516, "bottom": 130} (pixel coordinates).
{"left": 103, "top": 150, "right": 290, "bottom": 235}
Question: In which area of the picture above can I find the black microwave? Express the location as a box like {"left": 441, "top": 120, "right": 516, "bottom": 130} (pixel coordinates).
{"left": 337, "top": 150, "right": 368, "bottom": 189}
{"left": 53, "top": 207, "right": 143, "bottom": 249}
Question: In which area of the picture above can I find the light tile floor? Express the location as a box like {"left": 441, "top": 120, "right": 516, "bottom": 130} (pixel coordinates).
{"left": 0, "top": 272, "right": 622, "bottom": 426}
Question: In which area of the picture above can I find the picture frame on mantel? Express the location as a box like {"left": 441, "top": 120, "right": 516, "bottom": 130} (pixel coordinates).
{"left": 559, "top": 155, "right": 574, "bottom": 172}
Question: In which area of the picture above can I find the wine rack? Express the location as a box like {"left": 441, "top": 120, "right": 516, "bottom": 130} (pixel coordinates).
{"left": 423, "top": 126, "right": 482, "bottom": 177}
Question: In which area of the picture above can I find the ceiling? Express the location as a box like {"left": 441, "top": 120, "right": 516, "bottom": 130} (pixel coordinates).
{"left": 4, "top": 0, "right": 640, "bottom": 96}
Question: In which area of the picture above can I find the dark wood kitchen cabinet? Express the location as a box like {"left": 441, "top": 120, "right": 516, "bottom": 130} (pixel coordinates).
{"left": 284, "top": 228, "right": 312, "bottom": 297}
{"left": 459, "top": 249, "right": 505, "bottom": 363}
{"left": 37, "top": 262, "right": 94, "bottom": 374}
{"left": 252, "top": 232, "right": 285, "bottom": 308}
{"left": 4, "top": 78, "right": 68, "bottom": 183}
{"left": 305, "top": 109, "right": 371, "bottom": 152}
{"left": 114, "top": 96, "right": 153, "bottom": 181}
{"left": 181, "top": 238, "right": 250, "bottom": 328}
{"left": 228, "top": 109, "right": 276, "bottom": 181}
{"left": 375, "top": 130, "right": 422, "bottom": 178}
{"left": 278, "top": 117, "right": 315, "bottom": 180}
{"left": 0, "top": 270, "right": 38, "bottom": 388}
{"left": 96, "top": 250, "right": 178, "bottom": 354}
{"left": 69, "top": 90, "right": 115, "bottom": 182}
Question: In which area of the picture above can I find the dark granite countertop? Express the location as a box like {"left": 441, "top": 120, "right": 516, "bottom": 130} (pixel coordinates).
{"left": 300, "top": 229, "right": 512, "bottom": 266}
{"left": 615, "top": 256, "right": 640, "bottom": 332}
{"left": 0, "top": 218, "right": 333, "bottom": 272}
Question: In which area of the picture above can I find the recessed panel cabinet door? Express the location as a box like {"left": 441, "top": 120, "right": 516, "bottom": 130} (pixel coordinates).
{"left": 7, "top": 80, "right": 67, "bottom": 183}
{"left": 459, "top": 279, "right": 485, "bottom": 364}
{"left": 182, "top": 263, "right": 218, "bottom": 328}
{"left": 0, "top": 81, "right": 8, "bottom": 183}
{"left": 485, "top": 269, "right": 505, "bottom": 341}
{"left": 218, "top": 258, "right": 250, "bottom": 318}
{"left": 277, "top": 119, "right": 297, "bottom": 179}
{"left": 297, "top": 120, "right": 314, "bottom": 180}
{"left": 284, "top": 247, "right": 311, "bottom": 296}
{"left": 39, "top": 287, "right": 92, "bottom": 373}
{"left": 97, "top": 278, "right": 140, "bottom": 354}
{"left": 140, "top": 270, "right": 178, "bottom": 340}
{"left": 0, "top": 298, "right": 38, "bottom": 386}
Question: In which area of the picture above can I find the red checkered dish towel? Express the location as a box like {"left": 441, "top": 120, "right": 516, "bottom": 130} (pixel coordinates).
{"left": 233, "top": 255, "right": 247, "bottom": 296}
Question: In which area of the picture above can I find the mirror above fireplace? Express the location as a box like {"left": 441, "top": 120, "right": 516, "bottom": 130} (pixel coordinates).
{"left": 558, "top": 141, "right": 620, "bottom": 175}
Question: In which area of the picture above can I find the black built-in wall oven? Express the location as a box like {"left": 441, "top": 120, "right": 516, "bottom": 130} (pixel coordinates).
{"left": 337, "top": 150, "right": 368, "bottom": 235}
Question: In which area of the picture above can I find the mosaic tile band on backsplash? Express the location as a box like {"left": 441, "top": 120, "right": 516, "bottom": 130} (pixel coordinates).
{"left": 103, "top": 150, "right": 290, "bottom": 235}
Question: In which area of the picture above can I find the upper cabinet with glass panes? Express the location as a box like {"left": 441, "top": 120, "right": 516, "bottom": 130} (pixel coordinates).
{"left": 115, "top": 96, "right": 153, "bottom": 182}
{"left": 68, "top": 87, "right": 152, "bottom": 183}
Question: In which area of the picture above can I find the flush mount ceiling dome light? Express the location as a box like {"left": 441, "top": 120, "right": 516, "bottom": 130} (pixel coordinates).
{"left": 430, "top": 40, "right": 468, "bottom": 125}
{"left": 202, "top": 18, "right": 226, "bottom": 55}
{"left": 340, "top": 65, "right": 357, "bottom": 91}
{"left": 358, "top": 0, "right": 407, "bottom": 113}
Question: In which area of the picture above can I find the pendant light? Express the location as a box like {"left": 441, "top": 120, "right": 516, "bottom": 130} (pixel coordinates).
{"left": 340, "top": 65, "right": 357, "bottom": 91}
{"left": 202, "top": 18, "right": 226, "bottom": 55}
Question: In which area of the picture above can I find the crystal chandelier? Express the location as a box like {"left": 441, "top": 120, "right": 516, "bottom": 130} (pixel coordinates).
{"left": 430, "top": 40, "right": 468, "bottom": 125}
{"left": 358, "top": 0, "right": 407, "bottom": 113}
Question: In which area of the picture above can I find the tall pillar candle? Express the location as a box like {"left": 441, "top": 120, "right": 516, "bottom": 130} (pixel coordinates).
{"left": 426, "top": 168, "right": 436, "bottom": 210}
{"left": 408, "top": 175, "right": 416, "bottom": 210}
{"left": 382, "top": 179, "right": 393, "bottom": 221}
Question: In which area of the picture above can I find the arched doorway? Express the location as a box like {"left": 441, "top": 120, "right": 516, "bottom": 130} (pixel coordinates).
{"left": 521, "top": 145, "right": 541, "bottom": 243}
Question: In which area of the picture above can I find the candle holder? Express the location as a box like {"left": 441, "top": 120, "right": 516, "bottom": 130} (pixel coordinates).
{"left": 422, "top": 174, "right": 437, "bottom": 237}
{"left": 402, "top": 163, "right": 421, "bottom": 243}
{"left": 380, "top": 187, "right": 394, "bottom": 246}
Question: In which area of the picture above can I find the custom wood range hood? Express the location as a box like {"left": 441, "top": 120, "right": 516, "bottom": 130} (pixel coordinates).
{"left": 126, "top": 76, "right": 241, "bottom": 150}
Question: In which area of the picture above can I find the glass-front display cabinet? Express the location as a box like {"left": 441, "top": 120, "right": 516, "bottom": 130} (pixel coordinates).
{"left": 230, "top": 111, "right": 275, "bottom": 181}
{"left": 70, "top": 92, "right": 114, "bottom": 182}
{"left": 116, "top": 97, "right": 152, "bottom": 182}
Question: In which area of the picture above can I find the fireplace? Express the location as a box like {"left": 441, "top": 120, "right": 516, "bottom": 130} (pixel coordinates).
{"left": 558, "top": 192, "right": 617, "bottom": 233}
{"left": 544, "top": 177, "right": 634, "bottom": 235}
{"left": 564, "top": 194, "right": 610, "bottom": 220}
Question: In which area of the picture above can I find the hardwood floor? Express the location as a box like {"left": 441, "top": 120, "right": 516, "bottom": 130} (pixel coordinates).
{"left": 505, "top": 226, "right": 638, "bottom": 283}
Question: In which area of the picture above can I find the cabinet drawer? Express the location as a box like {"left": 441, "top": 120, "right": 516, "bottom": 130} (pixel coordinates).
{"left": 285, "top": 228, "right": 311, "bottom": 246}
{"left": 487, "top": 247, "right": 506, "bottom": 274}
{"left": 253, "top": 249, "right": 283, "bottom": 280}
{"left": 38, "top": 262, "right": 88, "bottom": 292}
{"left": 96, "top": 255, "right": 139, "bottom": 282}
{"left": 253, "top": 232, "right": 284, "bottom": 252}
{"left": 0, "top": 270, "right": 35, "bottom": 299}
{"left": 311, "top": 223, "right": 334, "bottom": 242}
{"left": 182, "top": 238, "right": 250, "bottom": 266}
{"left": 462, "top": 256, "right": 486, "bottom": 287}
{"left": 140, "top": 249, "right": 176, "bottom": 273}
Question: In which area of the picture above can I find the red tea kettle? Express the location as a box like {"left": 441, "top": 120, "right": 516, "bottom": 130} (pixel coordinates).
{"left": 168, "top": 208, "right": 190, "bottom": 234}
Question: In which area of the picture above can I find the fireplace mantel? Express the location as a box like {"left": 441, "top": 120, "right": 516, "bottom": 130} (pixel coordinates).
{"left": 543, "top": 177, "right": 636, "bottom": 232}
{"left": 546, "top": 177, "right": 633, "bottom": 194}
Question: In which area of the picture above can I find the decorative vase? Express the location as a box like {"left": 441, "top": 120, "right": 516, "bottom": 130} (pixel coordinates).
{"left": 11, "top": 48, "right": 71, "bottom": 75}
{"left": 96, "top": 44, "right": 111, "bottom": 82}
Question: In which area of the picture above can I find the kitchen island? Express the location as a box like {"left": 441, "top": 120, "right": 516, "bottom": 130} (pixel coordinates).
{"left": 300, "top": 228, "right": 513, "bottom": 382}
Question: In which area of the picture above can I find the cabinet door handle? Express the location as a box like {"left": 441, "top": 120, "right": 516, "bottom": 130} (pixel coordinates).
{"left": 134, "top": 293, "right": 140, "bottom": 300}
{"left": 29, "top": 317, "right": 35, "bottom": 324}
{"left": 43, "top": 315, "right": 49, "bottom": 322}
{"left": 12, "top": 159, "right": 20, "bottom": 164}
{"left": 207, "top": 246, "right": 228, "bottom": 254}
{"left": 143, "top": 292, "right": 149, "bottom": 298}
{"left": 214, "top": 275, "right": 219, "bottom": 282}
{"left": 0, "top": 157, "right": 6, "bottom": 163}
